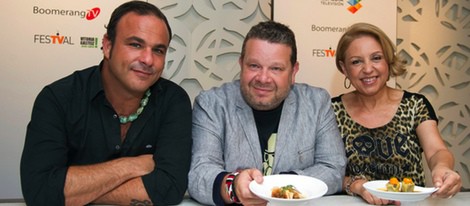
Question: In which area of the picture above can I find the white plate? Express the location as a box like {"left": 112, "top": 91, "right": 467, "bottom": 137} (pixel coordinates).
{"left": 363, "top": 180, "right": 438, "bottom": 202}
{"left": 249, "top": 174, "right": 328, "bottom": 206}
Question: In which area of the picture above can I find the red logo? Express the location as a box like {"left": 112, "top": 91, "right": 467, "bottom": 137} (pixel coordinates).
{"left": 86, "top": 7, "right": 100, "bottom": 20}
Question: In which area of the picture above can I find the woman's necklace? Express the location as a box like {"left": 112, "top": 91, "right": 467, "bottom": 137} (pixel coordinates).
{"left": 119, "top": 89, "right": 151, "bottom": 124}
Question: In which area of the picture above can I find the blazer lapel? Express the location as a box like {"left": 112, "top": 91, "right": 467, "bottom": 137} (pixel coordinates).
{"left": 235, "top": 93, "right": 263, "bottom": 166}
{"left": 272, "top": 90, "right": 296, "bottom": 172}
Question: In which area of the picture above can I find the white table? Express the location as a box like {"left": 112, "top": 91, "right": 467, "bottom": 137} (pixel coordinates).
{"left": 1, "top": 192, "right": 469, "bottom": 205}
{"left": 312, "top": 193, "right": 469, "bottom": 206}
{"left": 178, "top": 192, "right": 470, "bottom": 206}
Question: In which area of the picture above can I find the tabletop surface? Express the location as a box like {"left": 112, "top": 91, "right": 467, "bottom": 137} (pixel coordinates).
{"left": 1, "top": 192, "right": 469, "bottom": 205}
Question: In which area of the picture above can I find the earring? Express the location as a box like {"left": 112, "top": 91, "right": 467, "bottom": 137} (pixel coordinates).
{"left": 344, "top": 77, "right": 351, "bottom": 89}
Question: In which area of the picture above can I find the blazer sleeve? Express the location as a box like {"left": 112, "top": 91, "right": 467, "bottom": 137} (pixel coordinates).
{"left": 188, "top": 91, "right": 228, "bottom": 205}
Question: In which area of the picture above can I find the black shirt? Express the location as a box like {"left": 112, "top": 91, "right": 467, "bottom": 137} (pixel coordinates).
{"left": 253, "top": 102, "right": 283, "bottom": 155}
{"left": 20, "top": 63, "right": 192, "bottom": 205}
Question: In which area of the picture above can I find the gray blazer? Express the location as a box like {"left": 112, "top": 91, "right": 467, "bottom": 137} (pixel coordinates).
{"left": 188, "top": 80, "right": 346, "bottom": 205}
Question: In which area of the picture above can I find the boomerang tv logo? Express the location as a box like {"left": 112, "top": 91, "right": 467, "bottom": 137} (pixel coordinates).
{"left": 32, "top": 6, "right": 100, "bottom": 20}
{"left": 347, "top": 0, "right": 363, "bottom": 14}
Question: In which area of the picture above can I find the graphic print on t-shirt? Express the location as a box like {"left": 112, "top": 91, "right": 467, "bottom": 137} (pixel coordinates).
{"left": 263, "top": 133, "right": 277, "bottom": 176}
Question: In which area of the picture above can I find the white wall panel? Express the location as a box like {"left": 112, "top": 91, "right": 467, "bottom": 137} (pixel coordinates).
{"left": 396, "top": 0, "right": 470, "bottom": 188}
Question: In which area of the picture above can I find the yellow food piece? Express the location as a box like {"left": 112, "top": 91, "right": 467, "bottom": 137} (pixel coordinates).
{"left": 271, "top": 185, "right": 304, "bottom": 199}
{"left": 401, "top": 177, "right": 415, "bottom": 192}
{"left": 386, "top": 177, "right": 400, "bottom": 192}
{"left": 385, "top": 177, "right": 415, "bottom": 192}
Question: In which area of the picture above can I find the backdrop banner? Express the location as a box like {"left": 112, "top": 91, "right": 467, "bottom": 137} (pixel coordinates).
{"left": 0, "top": 0, "right": 139, "bottom": 199}
{"left": 273, "top": 0, "right": 397, "bottom": 96}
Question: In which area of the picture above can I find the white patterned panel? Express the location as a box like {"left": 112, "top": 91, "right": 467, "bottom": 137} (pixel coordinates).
{"left": 397, "top": 0, "right": 470, "bottom": 189}
{"left": 149, "top": 0, "right": 271, "bottom": 101}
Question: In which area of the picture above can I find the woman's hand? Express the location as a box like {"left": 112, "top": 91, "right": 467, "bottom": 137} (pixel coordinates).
{"left": 353, "top": 179, "right": 400, "bottom": 205}
{"left": 431, "top": 166, "right": 461, "bottom": 198}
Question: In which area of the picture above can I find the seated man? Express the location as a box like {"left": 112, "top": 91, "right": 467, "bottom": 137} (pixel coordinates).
{"left": 188, "top": 20, "right": 347, "bottom": 205}
{"left": 20, "top": 1, "right": 192, "bottom": 205}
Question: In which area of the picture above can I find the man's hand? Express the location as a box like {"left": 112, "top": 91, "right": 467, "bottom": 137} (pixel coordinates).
{"left": 234, "top": 169, "right": 268, "bottom": 206}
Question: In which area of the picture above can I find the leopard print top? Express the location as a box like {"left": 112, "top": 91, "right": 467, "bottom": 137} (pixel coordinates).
{"left": 331, "top": 91, "right": 437, "bottom": 186}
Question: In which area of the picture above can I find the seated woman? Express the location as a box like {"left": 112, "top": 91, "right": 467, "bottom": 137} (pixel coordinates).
{"left": 331, "top": 22, "right": 461, "bottom": 205}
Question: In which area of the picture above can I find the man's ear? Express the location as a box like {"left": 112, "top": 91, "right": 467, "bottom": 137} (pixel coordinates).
{"left": 291, "top": 61, "right": 299, "bottom": 84}
{"left": 102, "top": 34, "right": 112, "bottom": 59}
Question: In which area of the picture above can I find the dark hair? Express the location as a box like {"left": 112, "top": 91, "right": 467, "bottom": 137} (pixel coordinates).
{"left": 335, "top": 22, "right": 406, "bottom": 77}
{"left": 240, "top": 21, "right": 297, "bottom": 66}
{"left": 105, "top": 1, "right": 172, "bottom": 44}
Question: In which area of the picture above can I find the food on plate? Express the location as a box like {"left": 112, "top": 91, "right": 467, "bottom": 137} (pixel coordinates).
{"left": 386, "top": 177, "right": 400, "bottom": 192}
{"left": 271, "top": 185, "right": 305, "bottom": 199}
{"left": 401, "top": 177, "right": 415, "bottom": 192}
{"left": 385, "top": 177, "right": 416, "bottom": 192}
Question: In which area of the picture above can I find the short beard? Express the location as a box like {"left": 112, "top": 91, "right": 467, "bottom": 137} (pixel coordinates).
{"left": 241, "top": 86, "right": 287, "bottom": 111}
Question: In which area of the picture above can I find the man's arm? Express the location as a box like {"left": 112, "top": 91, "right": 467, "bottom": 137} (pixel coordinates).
{"left": 94, "top": 177, "right": 151, "bottom": 205}
{"left": 64, "top": 155, "right": 154, "bottom": 206}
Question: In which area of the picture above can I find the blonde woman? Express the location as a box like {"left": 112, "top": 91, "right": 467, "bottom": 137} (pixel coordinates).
{"left": 332, "top": 22, "right": 461, "bottom": 205}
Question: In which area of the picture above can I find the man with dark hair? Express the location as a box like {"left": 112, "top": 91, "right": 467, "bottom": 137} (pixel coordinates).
{"left": 188, "top": 21, "right": 346, "bottom": 205}
{"left": 20, "top": 1, "right": 192, "bottom": 205}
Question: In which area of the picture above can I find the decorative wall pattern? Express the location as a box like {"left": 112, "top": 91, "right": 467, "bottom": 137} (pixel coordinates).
{"left": 149, "top": 0, "right": 271, "bottom": 101}
{"left": 396, "top": 0, "right": 469, "bottom": 188}
{"left": 151, "top": 0, "right": 469, "bottom": 189}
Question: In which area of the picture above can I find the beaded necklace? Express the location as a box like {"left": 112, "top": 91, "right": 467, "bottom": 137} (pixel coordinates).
{"left": 119, "top": 89, "right": 151, "bottom": 124}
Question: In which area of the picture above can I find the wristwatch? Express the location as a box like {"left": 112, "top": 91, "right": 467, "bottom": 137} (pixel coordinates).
{"left": 345, "top": 175, "right": 367, "bottom": 196}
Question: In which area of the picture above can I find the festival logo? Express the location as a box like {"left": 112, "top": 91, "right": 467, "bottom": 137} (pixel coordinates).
{"left": 347, "top": 0, "right": 363, "bottom": 14}
{"left": 312, "top": 47, "right": 336, "bottom": 58}
{"left": 320, "top": 0, "right": 344, "bottom": 6}
{"left": 319, "top": 0, "right": 364, "bottom": 14}
{"left": 80, "top": 37, "right": 99, "bottom": 48}
{"left": 33, "top": 32, "right": 74, "bottom": 45}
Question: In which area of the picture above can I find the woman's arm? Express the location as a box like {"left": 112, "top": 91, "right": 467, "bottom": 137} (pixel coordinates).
{"left": 417, "top": 120, "right": 461, "bottom": 198}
